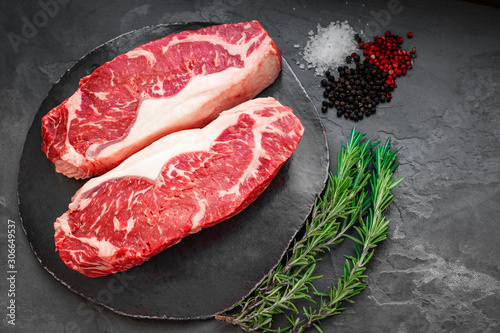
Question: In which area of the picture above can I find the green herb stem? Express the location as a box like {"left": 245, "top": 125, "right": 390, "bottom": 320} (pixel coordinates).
{"left": 290, "top": 137, "right": 402, "bottom": 333}
{"left": 216, "top": 129, "right": 402, "bottom": 333}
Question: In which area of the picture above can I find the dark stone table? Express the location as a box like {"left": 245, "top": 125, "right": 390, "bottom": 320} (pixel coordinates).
{"left": 1, "top": 0, "right": 499, "bottom": 332}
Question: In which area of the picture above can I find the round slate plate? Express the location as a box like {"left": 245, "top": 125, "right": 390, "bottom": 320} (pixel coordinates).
{"left": 17, "top": 22, "right": 329, "bottom": 319}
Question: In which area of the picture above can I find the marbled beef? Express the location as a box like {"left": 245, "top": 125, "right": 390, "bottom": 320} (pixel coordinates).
{"left": 42, "top": 21, "right": 281, "bottom": 179}
{"left": 54, "top": 97, "right": 304, "bottom": 277}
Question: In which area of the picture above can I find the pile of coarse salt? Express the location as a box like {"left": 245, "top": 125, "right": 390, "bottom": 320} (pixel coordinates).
{"left": 302, "top": 21, "right": 358, "bottom": 76}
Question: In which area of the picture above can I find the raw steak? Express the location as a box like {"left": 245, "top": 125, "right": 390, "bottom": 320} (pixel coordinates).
{"left": 42, "top": 21, "right": 282, "bottom": 179}
{"left": 54, "top": 97, "right": 304, "bottom": 277}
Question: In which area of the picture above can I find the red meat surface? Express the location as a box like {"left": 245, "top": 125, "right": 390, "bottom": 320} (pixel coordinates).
{"left": 54, "top": 97, "right": 304, "bottom": 277}
{"left": 42, "top": 21, "right": 281, "bottom": 179}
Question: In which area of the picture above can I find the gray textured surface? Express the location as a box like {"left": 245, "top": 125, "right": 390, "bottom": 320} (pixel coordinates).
{"left": 1, "top": 0, "right": 499, "bottom": 332}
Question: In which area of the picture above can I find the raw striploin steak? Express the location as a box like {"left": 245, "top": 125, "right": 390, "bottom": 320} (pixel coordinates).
{"left": 54, "top": 97, "right": 304, "bottom": 277}
{"left": 42, "top": 21, "right": 282, "bottom": 179}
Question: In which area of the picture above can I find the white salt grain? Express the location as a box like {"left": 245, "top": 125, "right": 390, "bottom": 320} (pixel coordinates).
{"left": 302, "top": 20, "right": 358, "bottom": 76}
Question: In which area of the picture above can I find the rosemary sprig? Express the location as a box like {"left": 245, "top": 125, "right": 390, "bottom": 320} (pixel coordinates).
{"left": 287, "top": 137, "right": 403, "bottom": 333}
{"left": 216, "top": 129, "right": 402, "bottom": 333}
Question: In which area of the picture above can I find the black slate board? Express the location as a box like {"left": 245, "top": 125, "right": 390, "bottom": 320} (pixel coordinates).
{"left": 17, "top": 22, "right": 329, "bottom": 319}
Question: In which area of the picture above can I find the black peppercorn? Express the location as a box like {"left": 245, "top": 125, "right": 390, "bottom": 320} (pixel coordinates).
{"left": 319, "top": 42, "right": 408, "bottom": 122}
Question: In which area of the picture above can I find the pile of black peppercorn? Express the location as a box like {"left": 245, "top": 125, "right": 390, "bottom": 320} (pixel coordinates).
{"left": 320, "top": 53, "right": 394, "bottom": 121}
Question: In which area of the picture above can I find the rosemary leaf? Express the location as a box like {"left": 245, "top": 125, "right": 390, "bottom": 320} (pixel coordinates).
{"left": 216, "top": 129, "right": 402, "bottom": 333}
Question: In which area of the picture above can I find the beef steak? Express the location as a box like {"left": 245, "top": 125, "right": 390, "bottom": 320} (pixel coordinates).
{"left": 42, "top": 21, "right": 282, "bottom": 179}
{"left": 54, "top": 97, "right": 304, "bottom": 277}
